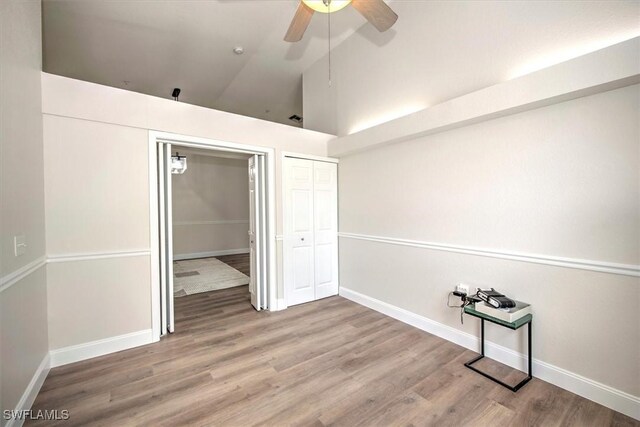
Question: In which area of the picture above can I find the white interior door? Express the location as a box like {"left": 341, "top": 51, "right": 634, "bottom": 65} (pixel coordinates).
{"left": 159, "top": 143, "right": 175, "bottom": 333}
{"left": 313, "top": 161, "right": 339, "bottom": 299}
{"left": 248, "top": 155, "right": 263, "bottom": 310}
{"left": 284, "top": 158, "right": 316, "bottom": 306}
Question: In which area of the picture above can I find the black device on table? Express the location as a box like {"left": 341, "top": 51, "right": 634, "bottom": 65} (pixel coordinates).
{"left": 476, "top": 287, "right": 516, "bottom": 309}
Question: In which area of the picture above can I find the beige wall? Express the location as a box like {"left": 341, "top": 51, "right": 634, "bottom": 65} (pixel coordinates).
{"left": 172, "top": 154, "right": 249, "bottom": 258}
{"left": 47, "top": 257, "right": 151, "bottom": 349}
{"left": 338, "top": 84, "right": 640, "bottom": 396}
{"left": 43, "top": 115, "right": 152, "bottom": 349}
{"left": 0, "top": 0, "right": 49, "bottom": 418}
{"left": 41, "top": 73, "right": 333, "bottom": 350}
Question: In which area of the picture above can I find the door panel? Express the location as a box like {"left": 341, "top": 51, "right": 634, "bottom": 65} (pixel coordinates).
{"left": 292, "top": 190, "right": 312, "bottom": 232}
{"left": 248, "top": 155, "right": 262, "bottom": 311}
{"left": 159, "top": 143, "right": 175, "bottom": 334}
{"left": 292, "top": 246, "right": 313, "bottom": 290}
{"left": 314, "top": 243, "right": 333, "bottom": 285}
{"left": 313, "top": 161, "right": 338, "bottom": 300}
{"left": 284, "top": 158, "right": 315, "bottom": 306}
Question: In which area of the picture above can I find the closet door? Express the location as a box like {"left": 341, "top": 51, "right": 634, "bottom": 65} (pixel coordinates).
{"left": 284, "top": 158, "right": 315, "bottom": 306}
{"left": 313, "top": 161, "right": 338, "bottom": 299}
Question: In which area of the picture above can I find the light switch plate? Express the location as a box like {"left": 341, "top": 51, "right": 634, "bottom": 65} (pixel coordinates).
{"left": 14, "top": 235, "right": 27, "bottom": 256}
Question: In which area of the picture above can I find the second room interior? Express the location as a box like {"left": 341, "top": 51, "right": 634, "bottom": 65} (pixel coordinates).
{"left": 171, "top": 148, "right": 252, "bottom": 304}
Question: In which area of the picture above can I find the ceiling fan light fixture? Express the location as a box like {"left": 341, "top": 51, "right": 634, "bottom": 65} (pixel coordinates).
{"left": 302, "top": 0, "right": 351, "bottom": 14}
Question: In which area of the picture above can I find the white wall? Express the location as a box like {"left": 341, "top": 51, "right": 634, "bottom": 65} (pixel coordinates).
{"left": 172, "top": 154, "right": 250, "bottom": 259}
{"left": 0, "top": 0, "right": 49, "bottom": 420}
{"left": 339, "top": 84, "right": 639, "bottom": 394}
{"left": 305, "top": 38, "right": 640, "bottom": 420}
{"left": 303, "top": 1, "right": 640, "bottom": 136}
{"left": 43, "top": 116, "right": 152, "bottom": 350}
{"left": 41, "top": 73, "right": 333, "bottom": 352}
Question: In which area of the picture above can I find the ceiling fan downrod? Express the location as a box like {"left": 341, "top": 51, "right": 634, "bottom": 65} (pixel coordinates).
{"left": 327, "top": 0, "right": 332, "bottom": 86}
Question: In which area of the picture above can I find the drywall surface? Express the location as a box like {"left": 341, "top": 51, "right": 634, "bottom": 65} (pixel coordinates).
{"left": 0, "top": 0, "right": 49, "bottom": 418}
{"left": 41, "top": 73, "right": 333, "bottom": 350}
{"left": 47, "top": 257, "right": 151, "bottom": 349}
{"left": 338, "top": 84, "right": 640, "bottom": 396}
{"left": 303, "top": 1, "right": 640, "bottom": 136}
{"left": 0, "top": 1, "right": 46, "bottom": 275}
{"left": 43, "top": 115, "right": 152, "bottom": 350}
{"left": 43, "top": 117, "right": 150, "bottom": 256}
{"left": 172, "top": 154, "right": 250, "bottom": 258}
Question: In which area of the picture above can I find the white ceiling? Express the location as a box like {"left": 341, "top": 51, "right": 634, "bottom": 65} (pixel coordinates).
{"left": 42, "top": 0, "right": 369, "bottom": 127}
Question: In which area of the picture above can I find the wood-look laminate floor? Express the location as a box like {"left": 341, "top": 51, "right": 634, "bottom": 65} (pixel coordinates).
{"left": 215, "top": 253, "right": 250, "bottom": 276}
{"left": 28, "top": 286, "right": 637, "bottom": 426}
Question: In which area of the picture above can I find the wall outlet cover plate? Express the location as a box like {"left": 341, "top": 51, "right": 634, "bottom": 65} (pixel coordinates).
{"left": 456, "top": 284, "right": 470, "bottom": 294}
{"left": 14, "top": 235, "right": 27, "bottom": 256}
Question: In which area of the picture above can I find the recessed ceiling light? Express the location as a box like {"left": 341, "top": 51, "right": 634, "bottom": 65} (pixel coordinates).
{"left": 233, "top": 46, "right": 244, "bottom": 55}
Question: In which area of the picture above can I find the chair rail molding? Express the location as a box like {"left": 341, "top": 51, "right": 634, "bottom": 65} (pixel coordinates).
{"left": 0, "top": 256, "right": 47, "bottom": 293}
{"left": 338, "top": 232, "right": 640, "bottom": 277}
{"left": 173, "top": 219, "right": 249, "bottom": 226}
{"left": 47, "top": 249, "right": 151, "bottom": 263}
{"left": 1, "top": 251, "right": 153, "bottom": 294}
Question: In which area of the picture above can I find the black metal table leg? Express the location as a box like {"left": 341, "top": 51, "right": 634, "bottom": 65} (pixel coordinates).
{"left": 464, "top": 318, "right": 532, "bottom": 392}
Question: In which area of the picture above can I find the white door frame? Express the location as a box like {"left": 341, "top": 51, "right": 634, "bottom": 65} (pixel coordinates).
{"left": 280, "top": 151, "right": 339, "bottom": 310}
{"left": 149, "top": 131, "right": 277, "bottom": 342}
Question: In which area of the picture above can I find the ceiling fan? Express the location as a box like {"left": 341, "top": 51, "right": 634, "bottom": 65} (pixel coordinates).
{"left": 284, "top": 0, "right": 398, "bottom": 42}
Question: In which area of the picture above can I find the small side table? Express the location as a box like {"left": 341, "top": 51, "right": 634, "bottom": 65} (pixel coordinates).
{"left": 463, "top": 304, "right": 533, "bottom": 392}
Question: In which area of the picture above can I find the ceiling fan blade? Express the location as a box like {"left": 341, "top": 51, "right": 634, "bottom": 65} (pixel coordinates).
{"left": 351, "top": 0, "right": 398, "bottom": 32}
{"left": 284, "top": 1, "right": 315, "bottom": 42}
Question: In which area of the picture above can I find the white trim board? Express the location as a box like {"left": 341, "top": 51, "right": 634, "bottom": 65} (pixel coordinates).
{"left": 0, "top": 256, "right": 47, "bottom": 293}
{"left": 173, "top": 248, "right": 250, "bottom": 261}
{"left": 47, "top": 250, "right": 151, "bottom": 263}
{"left": 339, "top": 287, "right": 640, "bottom": 421}
{"left": 173, "top": 220, "right": 249, "bottom": 226}
{"left": 339, "top": 232, "right": 640, "bottom": 277}
{"left": 49, "top": 329, "right": 154, "bottom": 368}
{"left": 1, "top": 251, "right": 152, "bottom": 294}
{"left": 5, "top": 354, "right": 51, "bottom": 427}
{"left": 281, "top": 151, "right": 339, "bottom": 164}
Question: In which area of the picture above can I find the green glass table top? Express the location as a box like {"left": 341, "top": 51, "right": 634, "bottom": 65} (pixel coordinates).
{"left": 464, "top": 304, "right": 532, "bottom": 330}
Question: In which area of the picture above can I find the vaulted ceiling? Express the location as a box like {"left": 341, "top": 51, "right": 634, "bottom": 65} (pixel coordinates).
{"left": 42, "top": 0, "right": 367, "bottom": 127}
{"left": 42, "top": 0, "right": 639, "bottom": 132}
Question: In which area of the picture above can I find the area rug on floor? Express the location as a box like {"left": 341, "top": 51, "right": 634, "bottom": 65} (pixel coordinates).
{"left": 173, "top": 257, "right": 249, "bottom": 297}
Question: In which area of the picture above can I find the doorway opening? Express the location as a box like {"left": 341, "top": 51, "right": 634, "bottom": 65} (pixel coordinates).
{"left": 172, "top": 147, "right": 251, "bottom": 297}
{"left": 149, "top": 132, "right": 275, "bottom": 340}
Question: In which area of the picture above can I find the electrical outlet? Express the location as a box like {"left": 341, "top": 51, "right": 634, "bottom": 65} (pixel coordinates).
{"left": 456, "top": 284, "right": 469, "bottom": 295}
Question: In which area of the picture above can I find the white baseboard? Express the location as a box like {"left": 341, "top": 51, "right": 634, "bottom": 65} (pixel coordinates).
{"left": 49, "top": 329, "right": 153, "bottom": 368}
{"left": 339, "top": 287, "right": 640, "bottom": 421}
{"left": 173, "top": 248, "right": 249, "bottom": 261}
{"left": 5, "top": 354, "right": 50, "bottom": 427}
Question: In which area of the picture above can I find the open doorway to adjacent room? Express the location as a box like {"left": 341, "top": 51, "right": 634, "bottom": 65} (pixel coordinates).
{"left": 150, "top": 132, "right": 274, "bottom": 339}
{"left": 171, "top": 147, "right": 252, "bottom": 299}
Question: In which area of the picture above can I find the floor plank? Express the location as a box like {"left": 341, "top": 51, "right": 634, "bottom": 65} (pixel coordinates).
{"left": 27, "top": 286, "right": 638, "bottom": 426}
{"left": 215, "top": 253, "right": 250, "bottom": 276}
